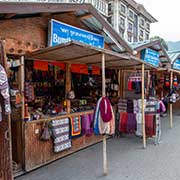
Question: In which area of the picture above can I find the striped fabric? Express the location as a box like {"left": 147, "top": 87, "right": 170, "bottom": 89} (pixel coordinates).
{"left": 51, "top": 118, "right": 71, "bottom": 153}
{"left": 0, "top": 65, "right": 11, "bottom": 121}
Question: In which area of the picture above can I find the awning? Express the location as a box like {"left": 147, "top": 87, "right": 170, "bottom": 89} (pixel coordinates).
{"left": 26, "top": 41, "right": 156, "bottom": 69}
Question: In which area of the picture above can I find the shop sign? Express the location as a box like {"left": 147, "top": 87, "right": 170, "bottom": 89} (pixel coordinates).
{"left": 48, "top": 19, "right": 104, "bottom": 48}
{"left": 173, "top": 59, "right": 180, "bottom": 70}
{"left": 141, "top": 48, "right": 160, "bottom": 67}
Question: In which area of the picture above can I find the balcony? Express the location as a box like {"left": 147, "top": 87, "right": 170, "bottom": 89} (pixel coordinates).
{"left": 0, "top": 0, "right": 108, "bottom": 16}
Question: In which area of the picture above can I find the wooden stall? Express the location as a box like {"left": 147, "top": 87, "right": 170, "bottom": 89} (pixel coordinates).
{"left": 167, "top": 51, "right": 180, "bottom": 128}
{"left": 0, "top": 3, "right": 136, "bottom": 177}
{"left": 116, "top": 40, "right": 170, "bottom": 148}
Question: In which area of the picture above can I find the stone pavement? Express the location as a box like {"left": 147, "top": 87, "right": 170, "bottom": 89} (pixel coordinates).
{"left": 16, "top": 114, "right": 180, "bottom": 180}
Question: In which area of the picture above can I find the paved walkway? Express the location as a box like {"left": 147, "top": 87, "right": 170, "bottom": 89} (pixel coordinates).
{"left": 16, "top": 114, "right": 180, "bottom": 180}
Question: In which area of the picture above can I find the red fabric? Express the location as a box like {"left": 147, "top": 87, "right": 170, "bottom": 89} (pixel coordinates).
{"left": 128, "top": 80, "right": 132, "bottom": 91}
{"left": 71, "top": 64, "right": 88, "bottom": 74}
{"left": 92, "top": 66, "right": 100, "bottom": 75}
{"left": 34, "top": 60, "right": 48, "bottom": 71}
{"left": 50, "top": 62, "right": 65, "bottom": 70}
{"left": 145, "top": 114, "right": 155, "bottom": 137}
{"left": 99, "top": 97, "right": 112, "bottom": 122}
{"left": 119, "top": 112, "right": 128, "bottom": 133}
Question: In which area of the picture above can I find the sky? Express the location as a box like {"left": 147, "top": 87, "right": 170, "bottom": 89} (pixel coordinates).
{"left": 136, "top": 0, "right": 180, "bottom": 42}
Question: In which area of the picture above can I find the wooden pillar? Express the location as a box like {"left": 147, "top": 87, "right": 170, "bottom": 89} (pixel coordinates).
{"left": 20, "top": 56, "right": 25, "bottom": 121}
{"left": 118, "top": 70, "right": 121, "bottom": 97}
{"left": 170, "top": 71, "right": 173, "bottom": 128}
{"left": 141, "top": 64, "right": 146, "bottom": 148}
{"left": 65, "top": 63, "right": 71, "bottom": 114}
{"left": 102, "top": 53, "right": 108, "bottom": 175}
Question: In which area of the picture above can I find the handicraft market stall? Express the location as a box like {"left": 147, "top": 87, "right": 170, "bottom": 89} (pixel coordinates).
{"left": 167, "top": 51, "right": 180, "bottom": 128}
{"left": 115, "top": 40, "right": 170, "bottom": 148}
{"left": 0, "top": 3, "right": 136, "bottom": 177}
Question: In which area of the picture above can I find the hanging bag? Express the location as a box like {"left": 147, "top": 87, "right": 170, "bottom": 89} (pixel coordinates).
{"left": 67, "top": 77, "right": 75, "bottom": 100}
{"left": 40, "top": 121, "right": 52, "bottom": 141}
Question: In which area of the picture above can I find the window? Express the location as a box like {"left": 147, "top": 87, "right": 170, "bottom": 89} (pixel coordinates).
{"left": 140, "top": 29, "right": 144, "bottom": 37}
{"left": 145, "top": 33, "right": 149, "bottom": 40}
{"left": 119, "top": 29, "right": 125, "bottom": 38}
{"left": 146, "top": 23, "right": 150, "bottom": 30}
{"left": 129, "top": 9, "right": 134, "bottom": 20}
{"left": 108, "top": 2, "right": 112, "bottom": 13}
{"left": 140, "top": 18, "right": 145, "bottom": 27}
{"left": 120, "top": 17, "right": 125, "bottom": 29}
{"left": 121, "top": 4, "right": 126, "bottom": 14}
{"left": 128, "top": 22, "right": 133, "bottom": 32}
{"left": 128, "top": 34, "right": 132, "bottom": 42}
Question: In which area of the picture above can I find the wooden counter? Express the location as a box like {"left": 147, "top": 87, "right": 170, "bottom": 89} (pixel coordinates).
{"left": 24, "top": 110, "right": 103, "bottom": 172}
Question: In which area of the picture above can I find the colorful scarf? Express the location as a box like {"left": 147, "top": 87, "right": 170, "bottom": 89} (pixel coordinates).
{"left": 70, "top": 116, "right": 82, "bottom": 138}
{"left": 99, "top": 97, "right": 112, "bottom": 122}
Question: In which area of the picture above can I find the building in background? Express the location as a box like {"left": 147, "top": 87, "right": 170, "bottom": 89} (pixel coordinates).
{"left": 0, "top": 0, "right": 109, "bottom": 16}
{"left": 107, "top": 0, "right": 157, "bottom": 43}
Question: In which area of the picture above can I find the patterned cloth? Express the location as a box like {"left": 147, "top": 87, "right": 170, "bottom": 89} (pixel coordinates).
{"left": 0, "top": 65, "right": 11, "bottom": 121}
{"left": 118, "top": 99, "right": 127, "bottom": 112}
{"left": 51, "top": 118, "right": 71, "bottom": 153}
{"left": 70, "top": 116, "right": 82, "bottom": 138}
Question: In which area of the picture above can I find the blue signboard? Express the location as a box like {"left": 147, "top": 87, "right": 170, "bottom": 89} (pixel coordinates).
{"left": 141, "top": 48, "right": 160, "bottom": 67}
{"left": 173, "top": 59, "right": 180, "bottom": 70}
{"left": 48, "top": 19, "right": 104, "bottom": 48}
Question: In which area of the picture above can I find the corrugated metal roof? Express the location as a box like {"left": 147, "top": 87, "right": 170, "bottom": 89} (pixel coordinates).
{"left": 168, "top": 51, "right": 180, "bottom": 64}
{"left": 130, "top": 40, "right": 152, "bottom": 49}
{"left": 130, "top": 40, "right": 170, "bottom": 64}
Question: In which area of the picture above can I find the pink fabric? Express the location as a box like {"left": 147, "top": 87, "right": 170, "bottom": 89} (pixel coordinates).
{"left": 99, "top": 97, "right": 112, "bottom": 122}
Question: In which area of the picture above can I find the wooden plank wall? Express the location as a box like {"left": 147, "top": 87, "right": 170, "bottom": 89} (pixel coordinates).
{"left": 0, "top": 115, "right": 13, "bottom": 180}
{"left": 24, "top": 121, "right": 103, "bottom": 172}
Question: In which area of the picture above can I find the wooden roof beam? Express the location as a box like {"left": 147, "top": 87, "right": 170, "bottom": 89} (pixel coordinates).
{"left": 78, "top": 13, "right": 93, "bottom": 20}
{"left": 4, "top": 13, "right": 16, "bottom": 19}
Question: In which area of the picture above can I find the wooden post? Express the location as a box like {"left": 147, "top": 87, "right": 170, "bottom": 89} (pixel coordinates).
{"left": 102, "top": 53, "right": 108, "bottom": 176}
{"left": 141, "top": 64, "right": 146, "bottom": 148}
{"left": 1, "top": 40, "right": 13, "bottom": 180}
{"left": 20, "top": 56, "right": 26, "bottom": 166}
{"left": 65, "top": 63, "right": 71, "bottom": 114}
{"left": 20, "top": 56, "right": 25, "bottom": 121}
{"left": 170, "top": 71, "right": 173, "bottom": 128}
{"left": 118, "top": 70, "right": 121, "bottom": 97}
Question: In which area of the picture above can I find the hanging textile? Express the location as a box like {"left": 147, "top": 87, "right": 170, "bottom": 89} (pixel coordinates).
{"left": 70, "top": 116, "right": 82, "bottom": 138}
{"left": 34, "top": 60, "right": 48, "bottom": 71}
{"left": 127, "top": 113, "right": 136, "bottom": 134}
{"left": 154, "top": 114, "right": 161, "bottom": 145}
{"left": 118, "top": 99, "right": 127, "bottom": 112}
{"left": 81, "top": 113, "right": 93, "bottom": 136}
{"left": 93, "top": 97, "right": 102, "bottom": 135}
{"left": 51, "top": 118, "right": 71, "bottom": 153}
{"left": 127, "top": 100, "right": 133, "bottom": 113}
{"left": 0, "top": 64, "right": 11, "bottom": 122}
{"left": 93, "top": 97, "right": 115, "bottom": 135}
{"left": 100, "top": 97, "right": 112, "bottom": 122}
{"left": 145, "top": 114, "right": 156, "bottom": 137}
{"left": 119, "top": 112, "right": 128, "bottom": 133}
{"left": 135, "top": 113, "right": 143, "bottom": 136}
